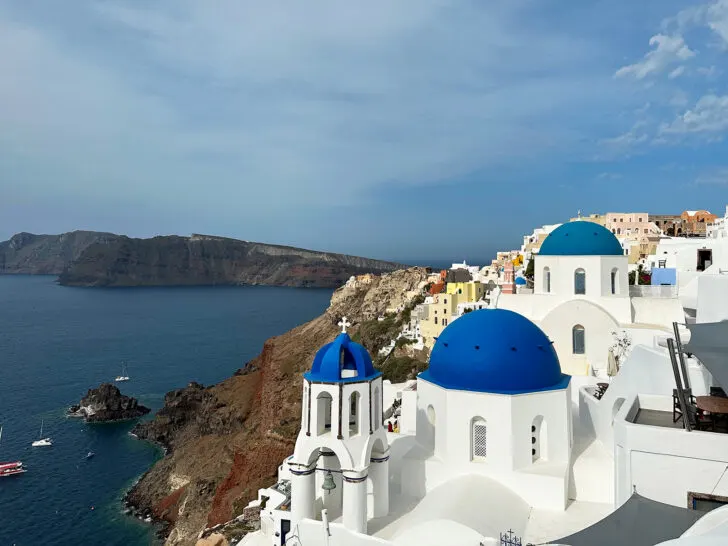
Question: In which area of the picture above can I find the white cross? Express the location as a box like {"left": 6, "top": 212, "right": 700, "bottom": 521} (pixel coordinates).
{"left": 338, "top": 317, "right": 351, "bottom": 334}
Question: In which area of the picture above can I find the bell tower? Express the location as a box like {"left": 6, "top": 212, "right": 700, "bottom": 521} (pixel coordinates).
{"left": 288, "top": 317, "right": 390, "bottom": 534}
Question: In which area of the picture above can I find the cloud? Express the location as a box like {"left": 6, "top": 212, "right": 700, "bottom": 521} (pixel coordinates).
{"left": 0, "top": 0, "right": 628, "bottom": 227}
{"left": 615, "top": 34, "right": 695, "bottom": 79}
{"left": 697, "top": 65, "right": 720, "bottom": 77}
{"left": 660, "top": 94, "right": 728, "bottom": 134}
{"left": 666, "top": 0, "right": 728, "bottom": 46}
{"left": 695, "top": 168, "right": 728, "bottom": 185}
{"left": 668, "top": 66, "right": 686, "bottom": 79}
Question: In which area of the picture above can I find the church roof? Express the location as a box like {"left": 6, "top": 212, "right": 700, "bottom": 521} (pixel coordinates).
{"left": 304, "top": 332, "right": 380, "bottom": 383}
{"left": 515, "top": 277, "right": 527, "bottom": 285}
{"left": 420, "top": 309, "right": 569, "bottom": 394}
{"left": 539, "top": 221, "right": 624, "bottom": 256}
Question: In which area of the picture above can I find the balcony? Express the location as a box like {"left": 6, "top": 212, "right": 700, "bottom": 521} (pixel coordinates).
{"left": 629, "top": 285, "right": 678, "bottom": 298}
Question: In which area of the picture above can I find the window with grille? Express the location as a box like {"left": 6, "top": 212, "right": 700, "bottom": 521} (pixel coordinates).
{"left": 472, "top": 420, "right": 487, "bottom": 459}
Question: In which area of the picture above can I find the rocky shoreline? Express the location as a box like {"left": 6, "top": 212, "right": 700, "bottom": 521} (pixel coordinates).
{"left": 68, "top": 383, "right": 150, "bottom": 422}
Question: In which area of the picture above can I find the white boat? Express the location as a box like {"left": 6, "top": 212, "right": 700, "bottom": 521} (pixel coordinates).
{"left": 31, "top": 419, "right": 53, "bottom": 447}
{"left": 115, "top": 361, "right": 130, "bottom": 382}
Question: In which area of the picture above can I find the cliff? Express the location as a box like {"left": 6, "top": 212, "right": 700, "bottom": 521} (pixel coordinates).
{"left": 0, "top": 231, "right": 119, "bottom": 274}
{"left": 125, "top": 268, "right": 430, "bottom": 545}
{"left": 57, "top": 233, "right": 405, "bottom": 288}
{"left": 0, "top": 231, "right": 406, "bottom": 288}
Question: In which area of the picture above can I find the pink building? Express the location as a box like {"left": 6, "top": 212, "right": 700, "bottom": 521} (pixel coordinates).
{"left": 605, "top": 212, "right": 661, "bottom": 238}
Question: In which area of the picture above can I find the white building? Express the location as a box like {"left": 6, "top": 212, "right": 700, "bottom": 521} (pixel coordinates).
{"left": 707, "top": 206, "right": 728, "bottom": 239}
{"left": 496, "top": 221, "right": 684, "bottom": 379}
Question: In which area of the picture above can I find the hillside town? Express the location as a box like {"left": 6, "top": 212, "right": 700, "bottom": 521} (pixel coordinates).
{"left": 224, "top": 204, "right": 728, "bottom": 546}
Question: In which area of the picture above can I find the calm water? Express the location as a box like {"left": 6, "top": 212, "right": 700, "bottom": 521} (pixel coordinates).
{"left": 0, "top": 276, "right": 332, "bottom": 545}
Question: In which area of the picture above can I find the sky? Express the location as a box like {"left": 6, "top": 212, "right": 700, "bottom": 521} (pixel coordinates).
{"left": 1, "top": 0, "right": 728, "bottom": 263}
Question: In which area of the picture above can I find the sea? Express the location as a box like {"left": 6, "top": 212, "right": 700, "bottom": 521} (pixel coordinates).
{"left": 0, "top": 276, "right": 333, "bottom": 546}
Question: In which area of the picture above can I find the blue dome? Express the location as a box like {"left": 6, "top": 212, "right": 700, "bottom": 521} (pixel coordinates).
{"left": 539, "top": 221, "right": 623, "bottom": 256}
{"left": 304, "top": 333, "right": 380, "bottom": 383}
{"left": 420, "top": 309, "right": 569, "bottom": 394}
{"left": 515, "top": 277, "right": 527, "bottom": 285}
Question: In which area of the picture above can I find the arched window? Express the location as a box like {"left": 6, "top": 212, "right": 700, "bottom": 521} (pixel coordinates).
{"left": 574, "top": 268, "right": 586, "bottom": 295}
{"left": 349, "top": 391, "right": 360, "bottom": 436}
{"left": 543, "top": 267, "right": 551, "bottom": 293}
{"left": 471, "top": 417, "right": 487, "bottom": 461}
{"left": 434, "top": 317, "right": 438, "bottom": 325}
{"left": 372, "top": 386, "right": 380, "bottom": 431}
{"left": 572, "top": 325, "right": 585, "bottom": 355}
{"left": 532, "top": 416, "right": 548, "bottom": 462}
{"left": 610, "top": 268, "right": 619, "bottom": 295}
{"left": 317, "top": 392, "right": 333, "bottom": 435}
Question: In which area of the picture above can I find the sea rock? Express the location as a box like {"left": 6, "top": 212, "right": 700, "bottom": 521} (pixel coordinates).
{"left": 125, "top": 267, "right": 430, "bottom": 545}
{"left": 68, "top": 383, "right": 150, "bottom": 422}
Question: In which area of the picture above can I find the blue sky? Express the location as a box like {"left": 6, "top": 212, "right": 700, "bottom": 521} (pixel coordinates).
{"left": 1, "top": 1, "right": 727, "bottom": 263}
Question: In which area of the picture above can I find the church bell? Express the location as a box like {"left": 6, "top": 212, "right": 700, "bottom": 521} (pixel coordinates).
{"left": 321, "top": 471, "right": 336, "bottom": 492}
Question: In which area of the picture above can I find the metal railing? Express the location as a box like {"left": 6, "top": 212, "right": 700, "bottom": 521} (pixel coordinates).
{"left": 629, "top": 285, "right": 678, "bottom": 298}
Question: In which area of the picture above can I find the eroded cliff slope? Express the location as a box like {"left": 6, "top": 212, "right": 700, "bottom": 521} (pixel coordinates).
{"left": 125, "top": 268, "right": 430, "bottom": 545}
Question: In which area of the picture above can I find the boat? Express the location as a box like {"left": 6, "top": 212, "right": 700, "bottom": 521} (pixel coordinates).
{"left": 31, "top": 419, "right": 53, "bottom": 447}
{"left": 0, "top": 426, "right": 26, "bottom": 477}
{"left": 115, "top": 361, "right": 130, "bottom": 382}
{"left": 86, "top": 451, "right": 95, "bottom": 459}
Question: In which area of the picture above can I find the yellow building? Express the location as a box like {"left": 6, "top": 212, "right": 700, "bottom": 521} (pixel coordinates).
{"left": 446, "top": 281, "right": 485, "bottom": 302}
{"left": 421, "top": 282, "right": 486, "bottom": 347}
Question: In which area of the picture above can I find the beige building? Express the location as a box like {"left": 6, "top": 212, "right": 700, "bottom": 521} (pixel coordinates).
{"left": 604, "top": 212, "right": 660, "bottom": 239}
{"left": 569, "top": 213, "right": 605, "bottom": 225}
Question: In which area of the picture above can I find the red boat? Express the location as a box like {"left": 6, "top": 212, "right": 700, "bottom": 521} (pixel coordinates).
{"left": 0, "top": 461, "right": 27, "bottom": 477}
{"left": 0, "top": 426, "right": 26, "bottom": 477}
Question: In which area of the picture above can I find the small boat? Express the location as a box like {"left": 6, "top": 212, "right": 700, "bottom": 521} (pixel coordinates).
{"left": 0, "top": 426, "right": 26, "bottom": 477}
{"left": 115, "top": 361, "right": 130, "bottom": 382}
{"left": 86, "top": 451, "right": 95, "bottom": 459}
{"left": 31, "top": 419, "right": 53, "bottom": 447}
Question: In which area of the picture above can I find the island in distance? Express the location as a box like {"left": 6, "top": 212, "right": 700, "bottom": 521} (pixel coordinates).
{"left": 68, "top": 383, "right": 150, "bottom": 422}
{"left": 0, "top": 231, "right": 405, "bottom": 288}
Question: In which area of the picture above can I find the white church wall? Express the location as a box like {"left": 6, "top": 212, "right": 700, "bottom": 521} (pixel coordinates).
{"left": 614, "top": 394, "right": 728, "bottom": 508}
{"left": 696, "top": 275, "right": 728, "bottom": 323}
{"left": 298, "top": 519, "right": 392, "bottom": 546}
{"left": 400, "top": 385, "right": 417, "bottom": 435}
{"left": 415, "top": 379, "right": 570, "bottom": 509}
{"left": 415, "top": 380, "right": 447, "bottom": 458}
{"left": 540, "top": 300, "right": 620, "bottom": 377}
{"left": 628, "top": 298, "right": 684, "bottom": 329}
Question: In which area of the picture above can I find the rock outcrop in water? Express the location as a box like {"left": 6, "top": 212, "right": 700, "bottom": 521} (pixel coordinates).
{"left": 125, "top": 268, "right": 430, "bottom": 545}
{"left": 68, "top": 383, "right": 151, "bottom": 422}
{"left": 0, "top": 230, "right": 406, "bottom": 288}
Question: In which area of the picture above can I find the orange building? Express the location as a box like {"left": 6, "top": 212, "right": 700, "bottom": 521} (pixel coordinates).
{"left": 681, "top": 210, "right": 717, "bottom": 236}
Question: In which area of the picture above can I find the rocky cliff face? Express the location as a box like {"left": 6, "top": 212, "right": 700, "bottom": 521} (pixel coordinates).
{"left": 68, "top": 383, "right": 151, "bottom": 422}
{"left": 0, "top": 231, "right": 119, "bottom": 274}
{"left": 125, "top": 268, "right": 430, "bottom": 545}
{"left": 57, "top": 233, "right": 405, "bottom": 288}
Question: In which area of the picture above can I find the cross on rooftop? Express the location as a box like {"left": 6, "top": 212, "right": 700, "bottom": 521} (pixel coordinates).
{"left": 338, "top": 317, "right": 351, "bottom": 334}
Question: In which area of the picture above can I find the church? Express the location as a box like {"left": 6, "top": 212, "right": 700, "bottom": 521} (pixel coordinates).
{"left": 495, "top": 221, "right": 684, "bottom": 379}
{"left": 239, "top": 222, "right": 728, "bottom": 546}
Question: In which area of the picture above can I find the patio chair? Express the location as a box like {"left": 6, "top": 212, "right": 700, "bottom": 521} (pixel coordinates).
{"left": 673, "top": 388, "right": 696, "bottom": 423}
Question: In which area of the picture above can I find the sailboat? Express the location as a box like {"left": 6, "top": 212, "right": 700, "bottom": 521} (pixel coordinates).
{"left": 31, "top": 419, "right": 53, "bottom": 447}
{"left": 115, "top": 361, "right": 130, "bottom": 382}
{"left": 0, "top": 426, "right": 27, "bottom": 477}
